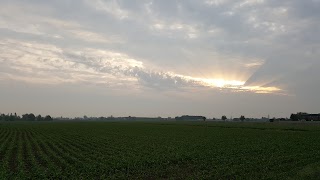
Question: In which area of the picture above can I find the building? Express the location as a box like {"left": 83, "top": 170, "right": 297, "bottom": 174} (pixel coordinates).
{"left": 301, "top": 114, "right": 320, "bottom": 121}
{"left": 290, "top": 112, "right": 320, "bottom": 121}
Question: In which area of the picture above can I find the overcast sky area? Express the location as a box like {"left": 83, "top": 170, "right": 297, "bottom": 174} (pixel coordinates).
{"left": 0, "top": 0, "right": 319, "bottom": 118}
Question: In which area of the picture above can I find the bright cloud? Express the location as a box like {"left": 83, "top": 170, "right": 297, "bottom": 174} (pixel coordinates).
{"left": 0, "top": 38, "right": 281, "bottom": 94}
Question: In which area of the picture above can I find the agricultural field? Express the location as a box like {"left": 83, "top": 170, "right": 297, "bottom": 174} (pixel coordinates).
{"left": 0, "top": 121, "right": 320, "bottom": 179}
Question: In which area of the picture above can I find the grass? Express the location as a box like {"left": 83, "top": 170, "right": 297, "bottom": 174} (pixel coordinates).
{"left": 0, "top": 121, "right": 320, "bottom": 179}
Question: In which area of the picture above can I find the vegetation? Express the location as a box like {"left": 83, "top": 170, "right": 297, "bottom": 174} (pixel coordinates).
{"left": 0, "top": 113, "right": 52, "bottom": 121}
{"left": 221, "top": 115, "right": 227, "bottom": 121}
{"left": 0, "top": 121, "right": 320, "bottom": 179}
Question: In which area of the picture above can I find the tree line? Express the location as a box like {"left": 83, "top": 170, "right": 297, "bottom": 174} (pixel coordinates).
{"left": 221, "top": 115, "right": 246, "bottom": 121}
{"left": 0, "top": 113, "right": 53, "bottom": 121}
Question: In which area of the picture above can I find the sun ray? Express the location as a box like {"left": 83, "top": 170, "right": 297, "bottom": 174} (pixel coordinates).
{"left": 173, "top": 73, "right": 282, "bottom": 94}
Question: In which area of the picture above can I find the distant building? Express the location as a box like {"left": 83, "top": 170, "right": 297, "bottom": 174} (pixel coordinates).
{"left": 301, "top": 114, "right": 320, "bottom": 121}
{"left": 290, "top": 112, "right": 320, "bottom": 121}
{"left": 175, "top": 115, "right": 206, "bottom": 121}
{"left": 233, "top": 118, "right": 240, "bottom": 122}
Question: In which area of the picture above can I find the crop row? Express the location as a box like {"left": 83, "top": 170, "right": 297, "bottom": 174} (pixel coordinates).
{"left": 1, "top": 122, "right": 320, "bottom": 179}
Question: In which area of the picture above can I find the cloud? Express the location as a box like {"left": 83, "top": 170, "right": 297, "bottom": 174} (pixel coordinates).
{"left": 0, "top": 38, "right": 281, "bottom": 94}
{"left": 244, "top": 61, "right": 264, "bottom": 68}
{"left": 0, "top": 2, "right": 124, "bottom": 44}
{"left": 0, "top": 39, "right": 137, "bottom": 86}
{"left": 150, "top": 21, "right": 199, "bottom": 39}
{"left": 67, "top": 29, "right": 123, "bottom": 43}
{"left": 1, "top": 0, "right": 319, "bottom": 97}
{"left": 205, "top": 0, "right": 230, "bottom": 6}
{"left": 84, "top": 0, "right": 130, "bottom": 19}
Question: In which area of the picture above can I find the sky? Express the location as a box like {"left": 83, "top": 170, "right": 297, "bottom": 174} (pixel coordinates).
{"left": 0, "top": 0, "right": 320, "bottom": 118}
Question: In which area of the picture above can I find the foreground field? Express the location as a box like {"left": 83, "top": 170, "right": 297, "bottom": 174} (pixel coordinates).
{"left": 0, "top": 121, "right": 320, "bottom": 179}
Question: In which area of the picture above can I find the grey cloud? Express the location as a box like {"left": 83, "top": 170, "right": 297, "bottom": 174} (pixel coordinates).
{"left": 124, "top": 68, "right": 200, "bottom": 90}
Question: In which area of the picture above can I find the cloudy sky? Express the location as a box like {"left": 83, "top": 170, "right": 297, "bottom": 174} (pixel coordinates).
{"left": 0, "top": 0, "right": 319, "bottom": 118}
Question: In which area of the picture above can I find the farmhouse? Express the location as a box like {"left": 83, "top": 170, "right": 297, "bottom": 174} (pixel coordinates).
{"left": 301, "top": 114, "right": 320, "bottom": 121}
{"left": 175, "top": 115, "right": 206, "bottom": 121}
{"left": 291, "top": 112, "right": 320, "bottom": 121}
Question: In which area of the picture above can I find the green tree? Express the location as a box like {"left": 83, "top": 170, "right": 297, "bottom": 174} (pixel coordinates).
{"left": 222, "top": 115, "right": 227, "bottom": 121}
{"left": 22, "top": 114, "right": 28, "bottom": 121}
{"left": 36, "top": 115, "right": 43, "bottom": 121}
{"left": 9, "top": 113, "right": 15, "bottom": 121}
{"left": 28, "top": 113, "right": 36, "bottom": 121}
{"left": 22, "top": 113, "right": 36, "bottom": 121}
{"left": 240, "top": 115, "right": 245, "bottom": 122}
{"left": 44, "top": 115, "right": 53, "bottom": 121}
{"left": 290, "top": 114, "right": 298, "bottom": 121}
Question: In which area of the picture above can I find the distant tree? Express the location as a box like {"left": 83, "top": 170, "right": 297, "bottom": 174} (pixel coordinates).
{"left": 44, "top": 115, "right": 53, "bottom": 121}
{"left": 22, "top": 113, "right": 36, "bottom": 121}
{"left": 240, "top": 115, "right": 246, "bottom": 122}
{"left": 0, "top": 113, "right": 20, "bottom": 121}
{"left": 9, "top": 113, "right": 15, "bottom": 121}
{"left": 28, "top": 113, "right": 36, "bottom": 121}
{"left": 1, "top": 114, "right": 7, "bottom": 121}
{"left": 22, "top": 114, "right": 28, "bottom": 121}
{"left": 36, "top": 115, "right": 43, "bottom": 121}
{"left": 290, "top": 114, "right": 298, "bottom": 121}
{"left": 222, "top": 115, "right": 227, "bottom": 121}
{"left": 4, "top": 114, "right": 10, "bottom": 121}
{"left": 98, "top": 117, "right": 106, "bottom": 121}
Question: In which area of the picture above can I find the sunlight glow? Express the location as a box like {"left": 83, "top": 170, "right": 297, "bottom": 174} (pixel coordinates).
{"left": 203, "top": 78, "right": 282, "bottom": 94}
{"left": 176, "top": 74, "right": 282, "bottom": 94}
{"left": 200, "top": 78, "right": 245, "bottom": 88}
{"left": 239, "top": 86, "right": 282, "bottom": 94}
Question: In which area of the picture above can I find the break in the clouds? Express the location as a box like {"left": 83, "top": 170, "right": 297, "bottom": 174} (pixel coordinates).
{"left": 0, "top": 0, "right": 319, "bottom": 117}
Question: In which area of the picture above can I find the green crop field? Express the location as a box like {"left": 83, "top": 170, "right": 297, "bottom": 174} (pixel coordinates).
{"left": 0, "top": 121, "right": 320, "bottom": 179}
